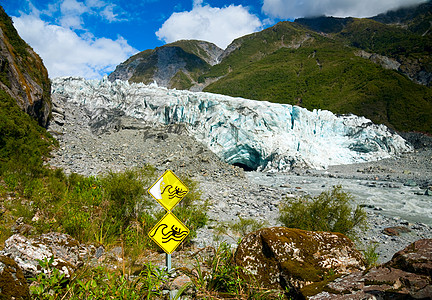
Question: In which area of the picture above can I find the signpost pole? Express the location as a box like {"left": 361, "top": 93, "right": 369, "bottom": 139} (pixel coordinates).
{"left": 166, "top": 253, "right": 171, "bottom": 272}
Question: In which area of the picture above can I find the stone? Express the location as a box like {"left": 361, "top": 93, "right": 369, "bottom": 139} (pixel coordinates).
{"left": 387, "top": 239, "right": 432, "bottom": 276}
{"left": 0, "top": 233, "right": 98, "bottom": 279}
{"left": 0, "top": 255, "right": 31, "bottom": 300}
{"left": 233, "top": 227, "right": 365, "bottom": 298}
{"left": 383, "top": 226, "right": 412, "bottom": 236}
{"left": 170, "top": 274, "right": 192, "bottom": 290}
{"left": 310, "top": 266, "right": 431, "bottom": 299}
{"left": 311, "top": 239, "right": 432, "bottom": 299}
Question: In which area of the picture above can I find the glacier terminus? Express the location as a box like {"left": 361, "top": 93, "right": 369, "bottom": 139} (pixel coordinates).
{"left": 51, "top": 77, "right": 412, "bottom": 172}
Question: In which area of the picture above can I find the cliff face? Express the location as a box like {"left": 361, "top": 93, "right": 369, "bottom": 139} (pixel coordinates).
{"left": 108, "top": 40, "right": 223, "bottom": 90}
{"left": 0, "top": 6, "right": 51, "bottom": 127}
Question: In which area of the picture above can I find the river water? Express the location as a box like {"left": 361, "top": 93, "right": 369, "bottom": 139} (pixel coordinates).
{"left": 247, "top": 172, "right": 432, "bottom": 226}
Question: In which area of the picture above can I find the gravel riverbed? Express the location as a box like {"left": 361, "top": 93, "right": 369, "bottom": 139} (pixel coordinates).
{"left": 47, "top": 94, "right": 432, "bottom": 264}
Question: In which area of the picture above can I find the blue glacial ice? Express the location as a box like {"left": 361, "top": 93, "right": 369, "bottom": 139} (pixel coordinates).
{"left": 51, "top": 76, "right": 412, "bottom": 171}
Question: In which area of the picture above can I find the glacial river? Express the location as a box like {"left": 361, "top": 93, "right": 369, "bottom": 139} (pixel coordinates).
{"left": 247, "top": 172, "right": 432, "bottom": 226}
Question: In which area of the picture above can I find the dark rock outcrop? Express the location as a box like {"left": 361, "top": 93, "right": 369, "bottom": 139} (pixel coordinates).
{"left": 108, "top": 40, "right": 223, "bottom": 90}
{"left": 0, "top": 255, "right": 30, "bottom": 300}
{"left": 234, "top": 227, "right": 365, "bottom": 298}
{"left": 388, "top": 239, "right": 432, "bottom": 277}
{"left": 311, "top": 239, "right": 432, "bottom": 299}
{"left": 0, "top": 6, "right": 51, "bottom": 127}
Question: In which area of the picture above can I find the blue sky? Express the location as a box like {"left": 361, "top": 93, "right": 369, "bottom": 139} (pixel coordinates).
{"left": 1, "top": 0, "right": 427, "bottom": 79}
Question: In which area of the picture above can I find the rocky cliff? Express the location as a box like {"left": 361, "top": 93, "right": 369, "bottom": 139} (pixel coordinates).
{"left": 0, "top": 6, "right": 51, "bottom": 127}
{"left": 108, "top": 40, "right": 223, "bottom": 90}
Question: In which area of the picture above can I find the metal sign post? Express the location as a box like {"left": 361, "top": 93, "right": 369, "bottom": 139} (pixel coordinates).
{"left": 148, "top": 170, "right": 189, "bottom": 272}
{"left": 166, "top": 253, "right": 172, "bottom": 272}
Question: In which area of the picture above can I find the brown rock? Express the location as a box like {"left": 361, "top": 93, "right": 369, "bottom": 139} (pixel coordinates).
{"left": 311, "top": 266, "right": 431, "bottom": 299}
{"left": 170, "top": 274, "right": 192, "bottom": 290}
{"left": 234, "top": 227, "right": 365, "bottom": 298}
{"left": 387, "top": 239, "right": 432, "bottom": 276}
{"left": 311, "top": 239, "right": 432, "bottom": 299}
{"left": 383, "top": 226, "right": 412, "bottom": 236}
{"left": 0, "top": 255, "right": 31, "bottom": 300}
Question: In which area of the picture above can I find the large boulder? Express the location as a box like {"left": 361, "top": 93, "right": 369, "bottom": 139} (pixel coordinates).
{"left": 310, "top": 239, "right": 432, "bottom": 299}
{"left": 234, "top": 227, "right": 365, "bottom": 298}
{"left": 0, "top": 233, "right": 99, "bottom": 279}
{"left": 0, "top": 255, "right": 30, "bottom": 300}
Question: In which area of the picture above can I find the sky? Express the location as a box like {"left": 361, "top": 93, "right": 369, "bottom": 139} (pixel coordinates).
{"left": 1, "top": 0, "right": 428, "bottom": 79}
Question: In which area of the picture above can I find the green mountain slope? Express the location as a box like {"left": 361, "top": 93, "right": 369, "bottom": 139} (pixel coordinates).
{"left": 371, "top": 1, "right": 432, "bottom": 36}
{"left": 203, "top": 26, "right": 432, "bottom": 133}
{"left": 201, "top": 19, "right": 432, "bottom": 133}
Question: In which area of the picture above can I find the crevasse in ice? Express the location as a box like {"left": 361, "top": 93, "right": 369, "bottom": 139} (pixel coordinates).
{"left": 51, "top": 76, "right": 412, "bottom": 171}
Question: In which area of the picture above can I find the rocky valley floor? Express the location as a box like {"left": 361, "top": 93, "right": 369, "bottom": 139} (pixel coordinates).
{"left": 47, "top": 94, "right": 432, "bottom": 265}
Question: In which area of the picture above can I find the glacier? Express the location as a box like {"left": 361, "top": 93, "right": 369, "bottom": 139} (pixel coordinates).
{"left": 51, "top": 76, "right": 412, "bottom": 172}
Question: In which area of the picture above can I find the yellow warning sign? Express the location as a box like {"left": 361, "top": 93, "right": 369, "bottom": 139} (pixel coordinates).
{"left": 148, "top": 170, "right": 189, "bottom": 211}
{"left": 148, "top": 212, "right": 189, "bottom": 254}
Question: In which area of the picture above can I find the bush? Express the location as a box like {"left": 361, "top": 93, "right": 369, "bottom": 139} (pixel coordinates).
{"left": 278, "top": 186, "right": 367, "bottom": 238}
{"left": 0, "top": 90, "right": 55, "bottom": 180}
{"left": 30, "top": 257, "right": 172, "bottom": 300}
{"left": 101, "top": 169, "right": 150, "bottom": 233}
{"left": 215, "top": 216, "right": 268, "bottom": 243}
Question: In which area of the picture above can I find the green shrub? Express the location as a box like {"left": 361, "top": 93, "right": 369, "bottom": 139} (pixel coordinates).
{"left": 278, "top": 186, "right": 367, "bottom": 238}
{"left": 0, "top": 90, "right": 55, "bottom": 183}
{"left": 101, "top": 169, "right": 149, "bottom": 233}
{"left": 215, "top": 216, "right": 268, "bottom": 243}
{"left": 29, "top": 257, "right": 173, "bottom": 300}
{"left": 30, "top": 256, "right": 68, "bottom": 300}
{"left": 361, "top": 242, "right": 380, "bottom": 268}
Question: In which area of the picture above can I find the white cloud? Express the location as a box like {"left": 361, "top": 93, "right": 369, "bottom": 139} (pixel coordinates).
{"left": 59, "top": 0, "right": 88, "bottom": 28}
{"left": 12, "top": 10, "right": 136, "bottom": 79}
{"left": 262, "top": 0, "right": 428, "bottom": 19}
{"left": 156, "top": 2, "right": 262, "bottom": 50}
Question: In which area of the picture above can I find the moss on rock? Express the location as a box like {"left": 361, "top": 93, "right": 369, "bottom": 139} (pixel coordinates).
{"left": 234, "top": 227, "right": 365, "bottom": 298}
{"left": 0, "top": 255, "right": 30, "bottom": 300}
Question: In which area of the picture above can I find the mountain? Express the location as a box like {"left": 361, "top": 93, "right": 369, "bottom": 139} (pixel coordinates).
{"left": 108, "top": 40, "right": 223, "bottom": 90}
{"left": 109, "top": 2, "right": 432, "bottom": 134}
{"left": 0, "top": 6, "right": 51, "bottom": 127}
{"left": 371, "top": 1, "right": 432, "bottom": 36}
